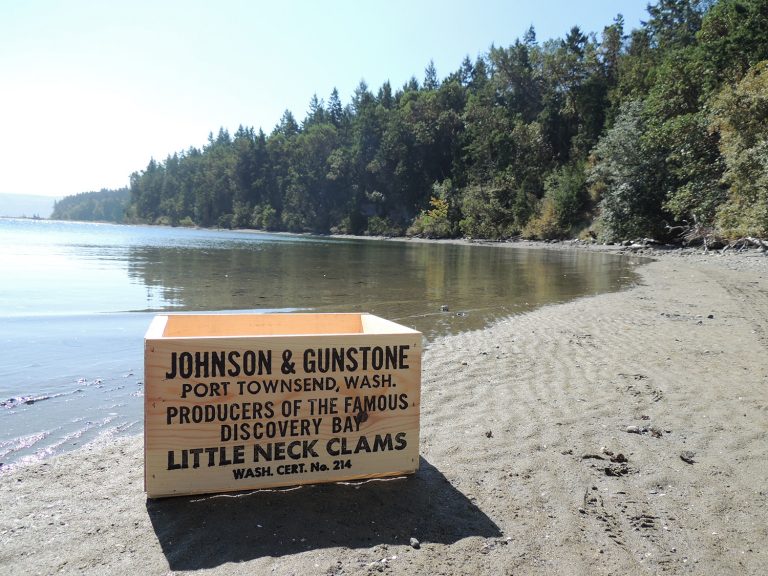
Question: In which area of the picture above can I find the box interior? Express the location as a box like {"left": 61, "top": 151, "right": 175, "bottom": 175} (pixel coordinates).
{"left": 161, "top": 313, "right": 366, "bottom": 337}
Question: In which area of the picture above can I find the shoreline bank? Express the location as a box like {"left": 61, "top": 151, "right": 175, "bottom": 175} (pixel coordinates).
{"left": 1, "top": 248, "right": 766, "bottom": 575}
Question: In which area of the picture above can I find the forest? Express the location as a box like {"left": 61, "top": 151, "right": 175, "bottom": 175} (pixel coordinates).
{"left": 51, "top": 188, "right": 130, "bottom": 222}
{"left": 117, "top": 1, "right": 768, "bottom": 243}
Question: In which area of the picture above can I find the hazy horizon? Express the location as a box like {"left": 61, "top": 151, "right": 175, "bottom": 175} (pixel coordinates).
{"left": 0, "top": 193, "right": 59, "bottom": 218}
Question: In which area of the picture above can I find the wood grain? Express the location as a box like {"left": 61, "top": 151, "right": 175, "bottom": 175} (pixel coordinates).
{"left": 144, "top": 313, "right": 421, "bottom": 498}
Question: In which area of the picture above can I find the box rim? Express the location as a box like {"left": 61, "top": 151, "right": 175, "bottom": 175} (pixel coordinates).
{"left": 144, "top": 312, "right": 421, "bottom": 339}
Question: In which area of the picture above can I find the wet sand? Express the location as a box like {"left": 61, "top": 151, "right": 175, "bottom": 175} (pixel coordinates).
{"left": 1, "top": 246, "right": 766, "bottom": 575}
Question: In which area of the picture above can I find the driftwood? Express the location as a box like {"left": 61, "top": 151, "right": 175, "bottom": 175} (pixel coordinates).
{"left": 665, "top": 220, "right": 726, "bottom": 252}
{"left": 724, "top": 236, "right": 768, "bottom": 253}
{"left": 665, "top": 219, "right": 767, "bottom": 253}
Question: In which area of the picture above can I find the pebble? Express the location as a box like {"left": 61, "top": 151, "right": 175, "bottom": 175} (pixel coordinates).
{"left": 626, "top": 425, "right": 641, "bottom": 434}
{"left": 409, "top": 537, "right": 420, "bottom": 549}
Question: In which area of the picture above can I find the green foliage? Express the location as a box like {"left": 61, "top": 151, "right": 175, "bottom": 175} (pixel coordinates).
{"left": 588, "top": 101, "right": 668, "bottom": 241}
{"left": 546, "top": 162, "right": 589, "bottom": 227}
{"left": 460, "top": 179, "right": 535, "bottom": 239}
{"left": 710, "top": 60, "right": 768, "bottom": 236}
{"left": 52, "top": 188, "right": 129, "bottom": 222}
{"left": 365, "top": 216, "right": 402, "bottom": 237}
{"left": 525, "top": 162, "right": 589, "bottom": 239}
{"left": 645, "top": 0, "right": 706, "bottom": 50}
{"left": 459, "top": 184, "right": 508, "bottom": 238}
{"left": 697, "top": 0, "right": 768, "bottom": 90}
{"left": 250, "top": 203, "right": 279, "bottom": 231}
{"left": 121, "top": 1, "right": 768, "bottom": 242}
{"left": 407, "top": 180, "right": 462, "bottom": 238}
{"left": 408, "top": 197, "right": 451, "bottom": 238}
{"left": 661, "top": 111, "right": 727, "bottom": 225}
{"left": 522, "top": 197, "right": 559, "bottom": 239}
{"left": 217, "top": 213, "right": 234, "bottom": 229}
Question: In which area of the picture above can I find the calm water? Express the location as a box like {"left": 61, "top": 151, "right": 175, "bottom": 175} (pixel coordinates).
{"left": 0, "top": 218, "right": 642, "bottom": 470}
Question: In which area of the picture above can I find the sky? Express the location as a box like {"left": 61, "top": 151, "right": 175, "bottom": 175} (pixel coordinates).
{"left": 0, "top": 0, "right": 653, "bottom": 198}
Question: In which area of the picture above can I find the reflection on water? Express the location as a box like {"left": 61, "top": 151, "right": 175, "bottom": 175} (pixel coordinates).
{"left": 0, "top": 218, "right": 640, "bottom": 337}
{"left": 127, "top": 237, "right": 639, "bottom": 338}
{"left": 0, "top": 218, "right": 643, "bottom": 469}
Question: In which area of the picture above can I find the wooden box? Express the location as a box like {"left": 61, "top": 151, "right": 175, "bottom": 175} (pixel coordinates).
{"left": 144, "top": 313, "right": 421, "bottom": 498}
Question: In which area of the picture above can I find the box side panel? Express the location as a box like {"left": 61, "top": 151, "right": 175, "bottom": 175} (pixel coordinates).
{"left": 144, "top": 332, "right": 421, "bottom": 497}
{"left": 144, "top": 326, "right": 165, "bottom": 491}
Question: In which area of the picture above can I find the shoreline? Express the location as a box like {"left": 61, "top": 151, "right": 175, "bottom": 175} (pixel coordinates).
{"left": 0, "top": 224, "right": 643, "bottom": 474}
{"left": 1, "top": 248, "right": 767, "bottom": 574}
{"left": 28, "top": 215, "right": 768, "bottom": 253}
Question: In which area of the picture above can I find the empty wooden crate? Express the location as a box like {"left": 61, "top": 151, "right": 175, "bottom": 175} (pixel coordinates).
{"left": 144, "top": 313, "right": 421, "bottom": 498}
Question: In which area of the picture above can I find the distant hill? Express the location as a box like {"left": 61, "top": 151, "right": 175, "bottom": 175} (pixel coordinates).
{"left": 51, "top": 188, "right": 130, "bottom": 223}
{"left": 0, "top": 194, "right": 58, "bottom": 218}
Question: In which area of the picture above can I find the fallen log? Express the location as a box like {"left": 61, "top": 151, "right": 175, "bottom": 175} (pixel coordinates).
{"left": 724, "top": 237, "right": 768, "bottom": 253}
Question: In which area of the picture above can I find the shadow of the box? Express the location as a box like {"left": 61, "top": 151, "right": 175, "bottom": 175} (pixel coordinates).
{"left": 146, "top": 457, "right": 501, "bottom": 570}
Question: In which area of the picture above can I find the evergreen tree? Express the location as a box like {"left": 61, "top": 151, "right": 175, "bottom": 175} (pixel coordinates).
{"left": 423, "top": 60, "right": 439, "bottom": 90}
{"left": 122, "top": 0, "right": 768, "bottom": 242}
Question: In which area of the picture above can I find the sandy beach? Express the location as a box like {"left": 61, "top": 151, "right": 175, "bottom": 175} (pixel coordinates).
{"left": 1, "top": 245, "right": 766, "bottom": 575}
